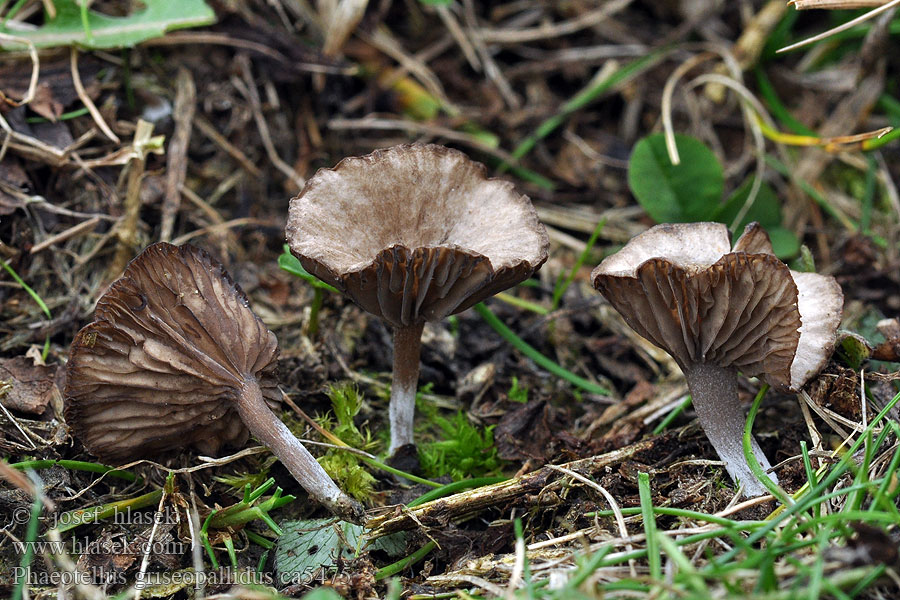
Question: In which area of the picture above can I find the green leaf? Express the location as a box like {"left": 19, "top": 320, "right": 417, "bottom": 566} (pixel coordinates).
{"left": 714, "top": 178, "right": 800, "bottom": 258}
{"left": 276, "top": 519, "right": 406, "bottom": 586}
{"left": 766, "top": 227, "right": 801, "bottom": 259}
{"left": 715, "top": 178, "right": 782, "bottom": 229}
{"left": 836, "top": 332, "right": 872, "bottom": 371}
{"left": 278, "top": 246, "right": 340, "bottom": 292}
{"left": 628, "top": 134, "right": 724, "bottom": 223}
{"left": 0, "top": 0, "right": 215, "bottom": 50}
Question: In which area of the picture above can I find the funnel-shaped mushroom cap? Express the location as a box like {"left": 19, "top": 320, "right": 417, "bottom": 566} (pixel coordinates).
{"left": 592, "top": 222, "right": 843, "bottom": 391}
{"left": 286, "top": 144, "right": 550, "bottom": 328}
{"left": 65, "top": 243, "right": 280, "bottom": 460}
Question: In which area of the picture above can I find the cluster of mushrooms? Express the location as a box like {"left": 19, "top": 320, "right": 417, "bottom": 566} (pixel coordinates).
{"left": 65, "top": 144, "right": 843, "bottom": 523}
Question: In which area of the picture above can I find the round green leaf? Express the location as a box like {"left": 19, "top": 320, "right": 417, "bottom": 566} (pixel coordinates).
{"left": 767, "top": 227, "right": 801, "bottom": 260}
{"left": 628, "top": 133, "right": 724, "bottom": 223}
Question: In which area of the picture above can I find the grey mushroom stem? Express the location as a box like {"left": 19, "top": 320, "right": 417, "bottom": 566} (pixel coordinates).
{"left": 236, "top": 379, "right": 365, "bottom": 524}
{"left": 683, "top": 362, "right": 777, "bottom": 498}
{"left": 389, "top": 322, "right": 425, "bottom": 455}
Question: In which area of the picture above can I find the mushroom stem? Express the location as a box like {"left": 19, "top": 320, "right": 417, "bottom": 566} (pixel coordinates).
{"left": 236, "top": 379, "right": 365, "bottom": 523}
{"left": 683, "top": 363, "right": 777, "bottom": 498}
{"left": 389, "top": 322, "right": 425, "bottom": 454}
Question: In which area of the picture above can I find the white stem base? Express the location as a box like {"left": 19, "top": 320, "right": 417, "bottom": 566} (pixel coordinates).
{"left": 389, "top": 380, "right": 417, "bottom": 454}
{"left": 389, "top": 323, "right": 424, "bottom": 455}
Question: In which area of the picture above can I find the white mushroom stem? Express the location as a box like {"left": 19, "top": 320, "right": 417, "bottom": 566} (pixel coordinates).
{"left": 683, "top": 363, "right": 777, "bottom": 498}
{"left": 237, "top": 379, "right": 364, "bottom": 523}
{"left": 389, "top": 322, "right": 425, "bottom": 455}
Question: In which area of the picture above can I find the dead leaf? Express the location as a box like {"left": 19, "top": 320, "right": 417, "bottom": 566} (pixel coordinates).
{"left": 0, "top": 356, "right": 59, "bottom": 415}
{"left": 28, "top": 82, "right": 64, "bottom": 121}
{"left": 0, "top": 158, "right": 28, "bottom": 215}
{"left": 0, "top": 56, "right": 100, "bottom": 112}
{"left": 495, "top": 400, "right": 559, "bottom": 461}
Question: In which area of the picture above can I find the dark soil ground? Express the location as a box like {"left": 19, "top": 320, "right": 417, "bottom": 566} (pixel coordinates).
{"left": 1, "top": 1, "right": 900, "bottom": 599}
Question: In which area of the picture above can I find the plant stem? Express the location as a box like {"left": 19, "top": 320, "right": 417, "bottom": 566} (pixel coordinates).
{"left": 389, "top": 322, "right": 424, "bottom": 454}
{"left": 57, "top": 489, "right": 163, "bottom": 533}
{"left": 683, "top": 363, "right": 775, "bottom": 497}
{"left": 307, "top": 287, "right": 323, "bottom": 338}
{"left": 236, "top": 379, "right": 364, "bottom": 523}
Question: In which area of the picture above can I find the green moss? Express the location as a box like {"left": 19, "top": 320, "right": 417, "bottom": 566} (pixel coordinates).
{"left": 508, "top": 376, "right": 529, "bottom": 404}
{"left": 314, "top": 382, "right": 377, "bottom": 501}
{"left": 317, "top": 452, "right": 375, "bottom": 501}
{"left": 418, "top": 411, "right": 502, "bottom": 481}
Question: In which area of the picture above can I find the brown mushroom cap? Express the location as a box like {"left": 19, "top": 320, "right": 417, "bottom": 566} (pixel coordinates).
{"left": 65, "top": 242, "right": 280, "bottom": 460}
{"left": 286, "top": 144, "right": 550, "bottom": 328}
{"left": 592, "top": 222, "right": 842, "bottom": 391}
{"left": 592, "top": 222, "right": 842, "bottom": 497}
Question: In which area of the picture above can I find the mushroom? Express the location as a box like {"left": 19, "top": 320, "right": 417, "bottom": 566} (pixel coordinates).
{"left": 286, "top": 144, "right": 549, "bottom": 455}
{"left": 65, "top": 242, "right": 364, "bottom": 523}
{"left": 592, "top": 222, "right": 842, "bottom": 497}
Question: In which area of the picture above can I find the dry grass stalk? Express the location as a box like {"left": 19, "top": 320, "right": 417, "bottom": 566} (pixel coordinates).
{"left": 461, "top": 0, "right": 521, "bottom": 109}
{"left": 790, "top": 0, "right": 891, "bottom": 8}
{"left": 159, "top": 67, "right": 196, "bottom": 242}
{"left": 108, "top": 120, "right": 164, "bottom": 278}
{"left": 0, "top": 33, "right": 38, "bottom": 108}
{"left": 734, "top": 1, "right": 789, "bottom": 70}
{"left": 193, "top": 115, "right": 262, "bottom": 178}
{"left": 319, "top": 0, "right": 369, "bottom": 56}
{"left": 30, "top": 216, "right": 101, "bottom": 255}
{"left": 780, "top": 0, "right": 900, "bottom": 52}
{"left": 232, "top": 54, "right": 305, "bottom": 189}
{"left": 474, "top": 0, "right": 634, "bottom": 44}
{"left": 70, "top": 47, "right": 119, "bottom": 143}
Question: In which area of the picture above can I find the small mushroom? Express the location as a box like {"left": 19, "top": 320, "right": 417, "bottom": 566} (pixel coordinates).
{"left": 592, "top": 222, "right": 843, "bottom": 497}
{"left": 65, "top": 242, "right": 364, "bottom": 522}
{"left": 286, "top": 144, "right": 549, "bottom": 455}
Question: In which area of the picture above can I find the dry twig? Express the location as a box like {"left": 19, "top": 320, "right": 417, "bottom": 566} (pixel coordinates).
{"left": 159, "top": 68, "right": 196, "bottom": 242}
{"left": 365, "top": 438, "right": 656, "bottom": 538}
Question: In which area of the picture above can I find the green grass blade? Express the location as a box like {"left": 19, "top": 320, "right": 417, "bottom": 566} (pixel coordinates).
{"left": 638, "top": 472, "right": 661, "bottom": 583}
{"left": 11, "top": 492, "right": 42, "bottom": 600}
{"left": 2, "top": 260, "right": 52, "bottom": 359}
{"left": 8, "top": 459, "right": 137, "bottom": 482}
{"left": 743, "top": 385, "right": 793, "bottom": 505}
{"left": 551, "top": 218, "right": 606, "bottom": 310}
{"left": 408, "top": 476, "right": 507, "bottom": 508}
{"left": 473, "top": 302, "right": 609, "bottom": 396}
{"left": 1, "top": 261, "right": 51, "bottom": 317}
{"left": 498, "top": 50, "right": 666, "bottom": 173}
{"left": 862, "top": 126, "right": 900, "bottom": 151}
{"left": 755, "top": 67, "right": 816, "bottom": 136}
{"left": 278, "top": 246, "right": 340, "bottom": 292}
{"left": 651, "top": 395, "right": 692, "bottom": 435}
{"left": 375, "top": 541, "right": 437, "bottom": 580}
{"left": 715, "top": 389, "right": 900, "bottom": 567}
